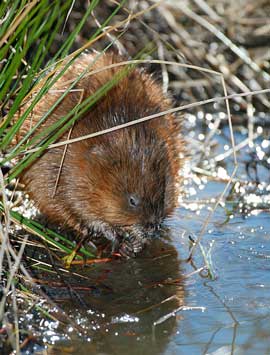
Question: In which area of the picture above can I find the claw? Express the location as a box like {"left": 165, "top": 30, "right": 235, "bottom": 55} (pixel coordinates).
{"left": 111, "top": 236, "right": 120, "bottom": 254}
{"left": 118, "top": 232, "right": 146, "bottom": 258}
{"left": 119, "top": 242, "right": 135, "bottom": 259}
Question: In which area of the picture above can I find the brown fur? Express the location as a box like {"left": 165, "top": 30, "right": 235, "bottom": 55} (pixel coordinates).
{"left": 15, "top": 52, "right": 184, "bottom": 256}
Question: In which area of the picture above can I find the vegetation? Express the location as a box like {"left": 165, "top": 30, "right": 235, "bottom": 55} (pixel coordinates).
{"left": 0, "top": 0, "right": 269, "bottom": 353}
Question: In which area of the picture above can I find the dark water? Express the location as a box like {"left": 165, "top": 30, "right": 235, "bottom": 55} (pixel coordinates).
{"left": 17, "top": 120, "right": 270, "bottom": 355}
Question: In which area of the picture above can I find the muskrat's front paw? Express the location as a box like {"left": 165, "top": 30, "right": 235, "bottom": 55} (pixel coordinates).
{"left": 119, "top": 241, "right": 136, "bottom": 258}
{"left": 119, "top": 234, "right": 145, "bottom": 258}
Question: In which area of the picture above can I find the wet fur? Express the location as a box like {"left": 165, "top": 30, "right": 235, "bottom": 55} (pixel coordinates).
{"left": 15, "top": 52, "right": 184, "bottom": 256}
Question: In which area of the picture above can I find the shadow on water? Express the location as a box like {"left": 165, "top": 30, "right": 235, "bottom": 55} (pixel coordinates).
{"left": 25, "top": 234, "right": 185, "bottom": 355}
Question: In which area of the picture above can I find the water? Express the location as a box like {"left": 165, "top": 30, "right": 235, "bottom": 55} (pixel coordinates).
{"left": 19, "top": 206, "right": 270, "bottom": 354}
{"left": 170, "top": 210, "right": 270, "bottom": 355}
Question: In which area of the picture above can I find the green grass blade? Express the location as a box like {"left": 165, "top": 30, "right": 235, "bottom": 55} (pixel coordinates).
{"left": 0, "top": 202, "right": 94, "bottom": 259}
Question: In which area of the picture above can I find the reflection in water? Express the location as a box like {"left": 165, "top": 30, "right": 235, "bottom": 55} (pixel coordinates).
{"left": 30, "top": 234, "right": 185, "bottom": 355}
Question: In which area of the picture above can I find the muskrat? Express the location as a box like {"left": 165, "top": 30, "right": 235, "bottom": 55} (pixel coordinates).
{"left": 14, "top": 51, "right": 184, "bottom": 257}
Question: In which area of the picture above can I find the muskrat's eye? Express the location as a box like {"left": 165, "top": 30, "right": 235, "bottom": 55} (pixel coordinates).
{"left": 129, "top": 194, "right": 140, "bottom": 208}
